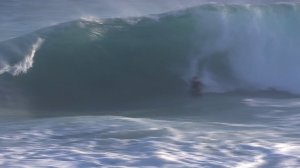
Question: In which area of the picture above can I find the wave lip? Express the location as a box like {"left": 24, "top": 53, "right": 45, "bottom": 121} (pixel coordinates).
{"left": 0, "top": 38, "right": 44, "bottom": 76}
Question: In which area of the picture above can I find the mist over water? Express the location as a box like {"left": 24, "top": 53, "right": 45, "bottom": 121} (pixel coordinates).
{"left": 0, "top": 0, "right": 206, "bottom": 41}
{"left": 188, "top": 3, "right": 300, "bottom": 94}
{"left": 0, "top": 0, "right": 297, "bottom": 41}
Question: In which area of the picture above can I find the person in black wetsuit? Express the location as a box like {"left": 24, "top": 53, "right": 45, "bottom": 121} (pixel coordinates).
{"left": 191, "top": 76, "right": 203, "bottom": 96}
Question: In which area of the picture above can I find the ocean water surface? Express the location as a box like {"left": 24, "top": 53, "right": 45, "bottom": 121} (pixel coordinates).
{"left": 1, "top": 0, "right": 300, "bottom": 167}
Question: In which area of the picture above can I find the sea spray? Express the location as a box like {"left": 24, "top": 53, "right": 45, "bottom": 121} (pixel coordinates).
{"left": 187, "top": 4, "right": 300, "bottom": 93}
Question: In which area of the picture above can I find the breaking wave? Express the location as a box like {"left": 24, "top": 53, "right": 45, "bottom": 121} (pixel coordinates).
{"left": 1, "top": 3, "right": 300, "bottom": 110}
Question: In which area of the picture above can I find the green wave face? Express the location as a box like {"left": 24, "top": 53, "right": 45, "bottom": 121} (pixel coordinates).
{"left": 1, "top": 3, "right": 300, "bottom": 110}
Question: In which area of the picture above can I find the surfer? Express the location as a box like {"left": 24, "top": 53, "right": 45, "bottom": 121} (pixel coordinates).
{"left": 190, "top": 76, "right": 203, "bottom": 96}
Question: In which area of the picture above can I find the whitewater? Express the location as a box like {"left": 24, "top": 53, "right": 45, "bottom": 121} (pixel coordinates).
{"left": 1, "top": 0, "right": 300, "bottom": 167}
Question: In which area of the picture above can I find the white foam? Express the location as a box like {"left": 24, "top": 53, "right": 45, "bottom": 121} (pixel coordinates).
{"left": 188, "top": 4, "right": 300, "bottom": 94}
{"left": 0, "top": 114, "right": 299, "bottom": 167}
{"left": 0, "top": 38, "right": 44, "bottom": 76}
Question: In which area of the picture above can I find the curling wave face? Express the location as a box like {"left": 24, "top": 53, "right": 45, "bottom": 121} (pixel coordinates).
{"left": 0, "top": 3, "right": 300, "bottom": 110}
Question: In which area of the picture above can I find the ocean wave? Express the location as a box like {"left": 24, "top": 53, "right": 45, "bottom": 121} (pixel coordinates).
{"left": 0, "top": 3, "right": 300, "bottom": 109}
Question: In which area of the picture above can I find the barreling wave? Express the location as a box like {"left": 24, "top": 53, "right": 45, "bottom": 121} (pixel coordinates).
{"left": 0, "top": 3, "right": 300, "bottom": 110}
